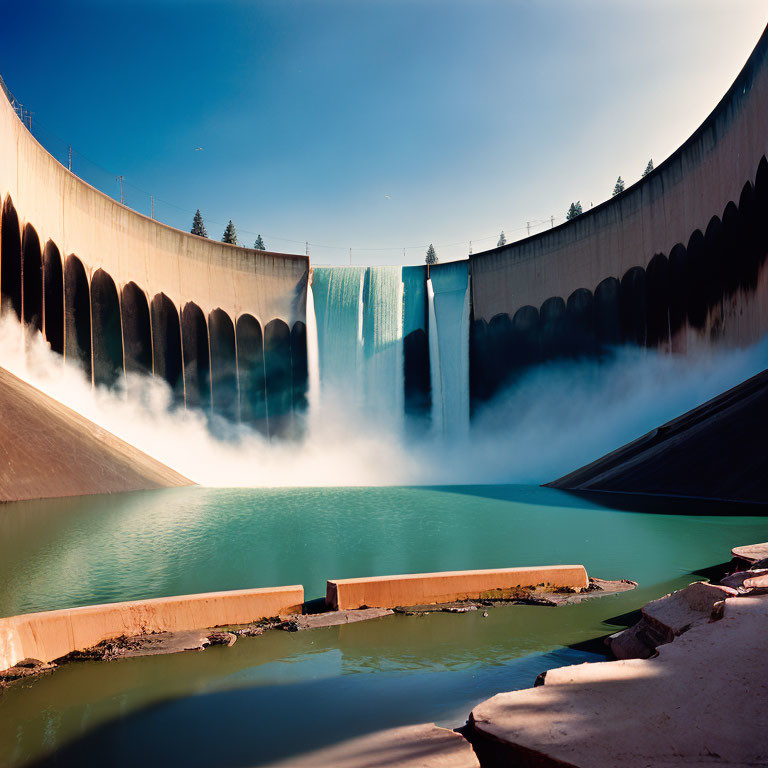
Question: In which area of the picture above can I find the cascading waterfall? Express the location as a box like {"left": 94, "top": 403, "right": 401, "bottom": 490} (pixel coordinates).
{"left": 310, "top": 266, "right": 405, "bottom": 430}
{"left": 428, "top": 263, "right": 470, "bottom": 439}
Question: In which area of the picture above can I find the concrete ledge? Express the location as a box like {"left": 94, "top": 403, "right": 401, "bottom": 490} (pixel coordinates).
{"left": 0, "top": 585, "right": 304, "bottom": 671}
{"left": 326, "top": 566, "right": 589, "bottom": 610}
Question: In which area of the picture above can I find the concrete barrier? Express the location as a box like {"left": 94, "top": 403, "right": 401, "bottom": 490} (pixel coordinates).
{"left": 0, "top": 585, "right": 304, "bottom": 671}
{"left": 326, "top": 566, "right": 589, "bottom": 610}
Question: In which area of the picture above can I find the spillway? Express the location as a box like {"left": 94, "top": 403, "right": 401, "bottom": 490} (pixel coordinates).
{"left": 310, "top": 266, "right": 405, "bottom": 428}
{"left": 428, "top": 262, "right": 470, "bottom": 439}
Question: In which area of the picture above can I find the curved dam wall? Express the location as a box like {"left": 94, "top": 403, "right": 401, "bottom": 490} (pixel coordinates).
{"left": 0, "top": 84, "right": 309, "bottom": 435}
{"left": 469, "top": 23, "right": 768, "bottom": 406}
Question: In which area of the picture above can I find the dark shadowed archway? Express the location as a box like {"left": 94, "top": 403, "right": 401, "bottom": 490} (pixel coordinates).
{"left": 91, "top": 269, "right": 123, "bottom": 387}
{"left": 539, "top": 296, "right": 566, "bottom": 360}
{"left": 469, "top": 318, "right": 490, "bottom": 411}
{"left": 236, "top": 314, "right": 266, "bottom": 432}
{"left": 64, "top": 254, "right": 91, "bottom": 378}
{"left": 668, "top": 244, "right": 689, "bottom": 335}
{"left": 22, "top": 224, "right": 42, "bottom": 332}
{"left": 151, "top": 293, "right": 184, "bottom": 401}
{"left": 43, "top": 241, "right": 64, "bottom": 354}
{"left": 121, "top": 282, "right": 152, "bottom": 377}
{"left": 645, "top": 253, "right": 670, "bottom": 347}
{"left": 486, "top": 313, "right": 514, "bottom": 393}
{"left": 181, "top": 302, "right": 211, "bottom": 412}
{"left": 753, "top": 155, "right": 768, "bottom": 261}
{"left": 737, "top": 181, "right": 760, "bottom": 292}
{"left": 594, "top": 277, "right": 621, "bottom": 352}
{"left": 685, "top": 230, "right": 708, "bottom": 329}
{"left": 209, "top": 308, "right": 238, "bottom": 421}
{"left": 264, "top": 318, "right": 292, "bottom": 436}
{"left": 620, "top": 266, "right": 647, "bottom": 346}
{"left": 565, "top": 288, "right": 595, "bottom": 357}
{"left": 1, "top": 196, "right": 21, "bottom": 320}
{"left": 721, "top": 201, "right": 741, "bottom": 296}
{"left": 291, "top": 321, "right": 308, "bottom": 417}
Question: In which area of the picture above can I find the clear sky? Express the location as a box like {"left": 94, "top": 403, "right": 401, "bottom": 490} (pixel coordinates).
{"left": 1, "top": 0, "right": 767, "bottom": 265}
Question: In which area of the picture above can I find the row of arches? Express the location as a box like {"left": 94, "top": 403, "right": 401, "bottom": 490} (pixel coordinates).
{"left": 0, "top": 195, "right": 307, "bottom": 436}
{"left": 471, "top": 155, "right": 768, "bottom": 406}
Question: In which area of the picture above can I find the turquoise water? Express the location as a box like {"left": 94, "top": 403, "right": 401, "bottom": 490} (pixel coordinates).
{"left": 1, "top": 485, "right": 765, "bottom": 617}
{"left": 1, "top": 485, "right": 767, "bottom": 767}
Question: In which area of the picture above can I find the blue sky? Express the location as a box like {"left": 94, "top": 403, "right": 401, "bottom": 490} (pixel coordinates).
{"left": 1, "top": 0, "right": 767, "bottom": 264}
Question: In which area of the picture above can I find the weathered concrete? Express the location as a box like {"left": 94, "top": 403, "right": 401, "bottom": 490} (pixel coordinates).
{"left": 732, "top": 541, "right": 768, "bottom": 563}
{"left": 0, "top": 364, "right": 190, "bottom": 502}
{"left": 327, "top": 566, "right": 589, "bottom": 610}
{"left": 547, "top": 368, "right": 768, "bottom": 503}
{"left": 469, "top": 594, "right": 768, "bottom": 768}
{"left": 0, "top": 585, "right": 304, "bottom": 672}
{"left": 264, "top": 723, "right": 479, "bottom": 768}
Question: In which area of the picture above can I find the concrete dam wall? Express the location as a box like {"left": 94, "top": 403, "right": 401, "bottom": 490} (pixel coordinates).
{"left": 0, "top": 81, "right": 309, "bottom": 436}
{"left": 2, "top": 23, "right": 768, "bottom": 438}
{"left": 469, "top": 23, "right": 768, "bottom": 406}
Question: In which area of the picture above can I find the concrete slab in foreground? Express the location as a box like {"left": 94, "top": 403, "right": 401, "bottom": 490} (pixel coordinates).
{"left": 263, "top": 724, "right": 478, "bottom": 768}
{"left": 327, "top": 566, "right": 589, "bottom": 610}
{"left": 469, "top": 595, "right": 768, "bottom": 767}
{"left": 0, "top": 585, "right": 304, "bottom": 671}
{"left": 0, "top": 365, "right": 191, "bottom": 502}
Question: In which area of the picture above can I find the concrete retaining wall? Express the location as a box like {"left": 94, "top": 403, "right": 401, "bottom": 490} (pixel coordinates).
{"left": 326, "top": 566, "right": 589, "bottom": 610}
{"left": 0, "top": 585, "right": 304, "bottom": 671}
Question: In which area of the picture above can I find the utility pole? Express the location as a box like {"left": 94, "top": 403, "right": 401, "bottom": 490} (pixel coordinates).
{"left": 526, "top": 221, "right": 531, "bottom": 237}
{"left": 68, "top": 146, "right": 72, "bottom": 172}
{"left": 150, "top": 195, "right": 154, "bottom": 219}
{"left": 349, "top": 247, "right": 352, "bottom": 265}
{"left": 550, "top": 215, "right": 554, "bottom": 228}
{"left": 117, "top": 175, "right": 124, "bottom": 205}
{"left": 469, "top": 241, "right": 473, "bottom": 255}
{"left": 305, "top": 241, "right": 309, "bottom": 257}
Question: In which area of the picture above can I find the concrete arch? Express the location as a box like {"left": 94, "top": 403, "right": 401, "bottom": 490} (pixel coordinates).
{"left": 685, "top": 230, "right": 708, "bottom": 329}
{"left": 181, "top": 302, "right": 211, "bottom": 412}
{"left": 469, "top": 318, "right": 490, "bottom": 410}
{"left": 209, "top": 308, "right": 238, "bottom": 421}
{"left": 64, "top": 254, "right": 91, "bottom": 377}
{"left": 754, "top": 155, "right": 768, "bottom": 256}
{"left": 91, "top": 269, "right": 123, "bottom": 387}
{"left": 42, "top": 240, "right": 64, "bottom": 354}
{"left": 594, "top": 277, "right": 622, "bottom": 352}
{"left": 539, "top": 296, "right": 566, "bottom": 360}
{"left": 668, "top": 244, "right": 689, "bottom": 335}
{"left": 703, "top": 216, "right": 725, "bottom": 312}
{"left": 121, "top": 282, "right": 152, "bottom": 377}
{"left": 264, "top": 318, "right": 292, "bottom": 436}
{"left": 151, "top": 293, "right": 183, "bottom": 401}
{"left": 404, "top": 326, "right": 431, "bottom": 421}
{"left": 511, "top": 305, "right": 540, "bottom": 369}
{"left": 620, "top": 266, "right": 647, "bottom": 346}
{"left": 290, "top": 320, "right": 308, "bottom": 416}
{"left": 565, "top": 288, "right": 595, "bottom": 358}
{"left": 21, "top": 223, "right": 42, "bottom": 332}
{"left": 1, "top": 196, "right": 21, "bottom": 319}
{"left": 236, "top": 313, "right": 266, "bottom": 432}
{"left": 737, "top": 181, "right": 759, "bottom": 291}
{"left": 486, "top": 312, "right": 514, "bottom": 396}
{"left": 721, "top": 201, "right": 741, "bottom": 296}
{"left": 645, "top": 253, "right": 670, "bottom": 347}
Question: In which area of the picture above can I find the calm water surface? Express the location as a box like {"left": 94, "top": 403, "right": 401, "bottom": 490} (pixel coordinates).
{"left": 0, "top": 485, "right": 766, "bottom": 767}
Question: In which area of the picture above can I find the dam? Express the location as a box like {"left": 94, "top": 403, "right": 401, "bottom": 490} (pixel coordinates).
{"left": 1, "top": 9, "right": 768, "bottom": 768}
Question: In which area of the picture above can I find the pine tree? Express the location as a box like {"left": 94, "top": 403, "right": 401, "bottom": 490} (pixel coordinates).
{"left": 497, "top": 231, "right": 507, "bottom": 247}
{"left": 612, "top": 176, "right": 625, "bottom": 196}
{"left": 566, "top": 201, "right": 583, "bottom": 220}
{"left": 191, "top": 209, "right": 208, "bottom": 238}
{"left": 642, "top": 159, "right": 654, "bottom": 177}
{"left": 254, "top": 234, "right": 266, "bottom": 250}
{"left": 222, "top": 220, "right": 237, "bottom": 245}
{"left": 425, "top": 243, "right": 438, "bottom": 265}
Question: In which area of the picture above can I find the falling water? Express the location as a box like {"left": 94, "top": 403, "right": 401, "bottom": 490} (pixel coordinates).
{"left": 428, "top": 263, "right": 470, "bottom": 439}
{"left": 311, "top": 266, "right": 405, "bottom": 428}
{"left": 305, "top": 281, "right": 321, "bottom": 416}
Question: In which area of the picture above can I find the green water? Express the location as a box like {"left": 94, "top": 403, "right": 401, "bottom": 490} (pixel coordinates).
{"left": 0, "top": 485, "right": 766, "bottom": 767}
